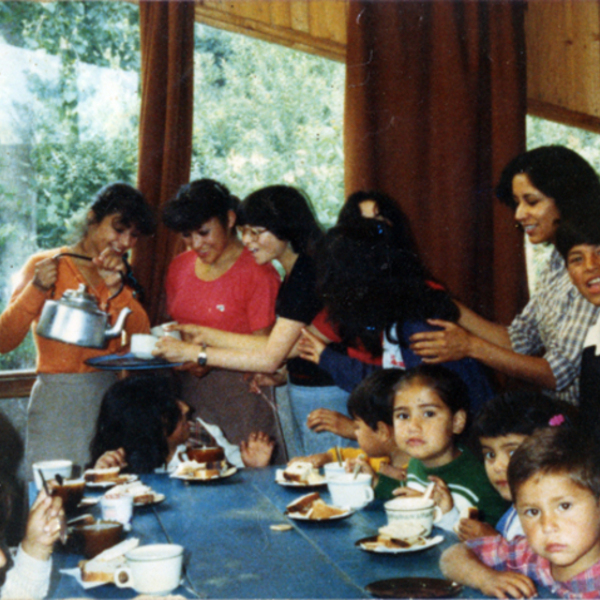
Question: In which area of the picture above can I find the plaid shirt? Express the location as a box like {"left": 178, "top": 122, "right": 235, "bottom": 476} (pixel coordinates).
{"left": 509, "top": 247, "right": 599, "bottom": 405}
{"left": 467, "top": 535, "right": 600, "bottom": 599}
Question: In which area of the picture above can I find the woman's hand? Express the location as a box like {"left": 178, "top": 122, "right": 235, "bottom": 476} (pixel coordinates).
{"left": 32, "top": 257, "right": 58, "bottom": 292}
{"left": 306, "top": 409, "right": 357, "bottom": 440}
{"left": 93, "top": 247, "right": 126, "bottom": 291}
{"left": 153, "top": 336, "right": 199, "bottom": 364}
{"left": 95, "top": 447, "right": 127, "bottom": 470}
{"left": 21, "top": 491, "right": 64, "bottom": 561}
{"left": 297, "top": 328, "right": 327, "bottom": 364}
{"left": 409, "top": 319, "right": 473, "bottom": 363}
{"left": 245, "top": 371, "right": 287, "bottom": 393}
{"left": 456, "top": 518, "right": 498, "bottom": 541}
{"left": 164, "top": 323, "right": 207, "bottom": 345}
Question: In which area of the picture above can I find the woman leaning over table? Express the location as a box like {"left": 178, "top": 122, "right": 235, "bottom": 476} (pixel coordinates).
{"left": 155, "top": 185, "right": 354, "bottom": 456}
{"left": 410, "top": 146, "right": 600, "bottom": 405}
{"left": 0, "top": 183, "right": 155, "bottom": 475}
{"left": 160, "top": 179, "right": 285, "bottom": 464}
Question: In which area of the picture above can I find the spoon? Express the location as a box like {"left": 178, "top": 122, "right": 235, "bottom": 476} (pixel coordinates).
{"left": 423, "top": 481, "right": 435, "bottom": 500}
{"left": 38, "top": 470, "right": 67, "bottom": 544}
{"left": 55, "top": 473, "right": 64, "bottom": 486}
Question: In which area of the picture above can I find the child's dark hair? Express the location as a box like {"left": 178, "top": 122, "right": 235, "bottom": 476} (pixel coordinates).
{"left": 89, "top": 375, "right": 184, "bottom": 473}
{"left": 471, "top": 390, "right": 577, "bottom": 454}
{"left": 555, "top": 206, "right": 600, "bottom": 261}
{"left": 508, "top": 426, "right": 600, "bottom": 501}
{"left": 347, "top": 369, "right": 405, "bottom": 430}
{"left": 395, "top": 365, "right": 470, "bottom": 415}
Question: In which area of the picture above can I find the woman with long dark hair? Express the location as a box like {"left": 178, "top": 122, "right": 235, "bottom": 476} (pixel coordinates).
{"left": 410, "top": 146, "right": 600, "bottom": 405}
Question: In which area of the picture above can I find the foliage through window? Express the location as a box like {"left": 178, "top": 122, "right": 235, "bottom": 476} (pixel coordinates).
{"left": 0, "top": 3, "right": 345, "bottom": 372}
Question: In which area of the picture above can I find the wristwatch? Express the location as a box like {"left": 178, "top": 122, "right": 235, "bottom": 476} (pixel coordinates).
{"left": 197, "top": 343, "right": 208, "bottom": 366}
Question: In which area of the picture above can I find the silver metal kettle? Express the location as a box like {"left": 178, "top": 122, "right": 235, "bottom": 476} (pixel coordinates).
{"left": 36, "top": 283, "right": 132, "bottom": 349}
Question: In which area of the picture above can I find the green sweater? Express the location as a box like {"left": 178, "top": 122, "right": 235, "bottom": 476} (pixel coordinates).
{"left": 374, "top": 447, "right": 509, "bottom": 528}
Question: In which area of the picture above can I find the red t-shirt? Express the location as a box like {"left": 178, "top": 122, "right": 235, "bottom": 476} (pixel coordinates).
{"left": 165, "top": 248, "right": 280, "bottom": 334}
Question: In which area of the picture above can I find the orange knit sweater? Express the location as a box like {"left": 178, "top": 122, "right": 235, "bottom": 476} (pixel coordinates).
{"left": 0, "top": 247, "right": 150, "bottom": 373}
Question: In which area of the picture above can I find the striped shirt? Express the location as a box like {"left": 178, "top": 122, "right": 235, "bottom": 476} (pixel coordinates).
{"left": 467, "top": 534, "right": 600, "bottom": 599}
{"left": 509, "top": 247, "right": 599, "bottom": 405}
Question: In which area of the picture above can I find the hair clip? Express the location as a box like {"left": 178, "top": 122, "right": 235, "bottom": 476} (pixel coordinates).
{"left": 549, "top": 414, "right": 565, "bottom": 427}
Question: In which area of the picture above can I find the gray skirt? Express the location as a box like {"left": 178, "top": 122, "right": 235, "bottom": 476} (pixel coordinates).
{"left": 179, "top": 369, "right": 287, "bottom": 465}
{"left": 25, "top": 371, "right": 119, "bottom": 479}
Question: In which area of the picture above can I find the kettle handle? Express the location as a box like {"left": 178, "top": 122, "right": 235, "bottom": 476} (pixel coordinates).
{"left": 52, "top": 252, "right": 125, "bottom": 301}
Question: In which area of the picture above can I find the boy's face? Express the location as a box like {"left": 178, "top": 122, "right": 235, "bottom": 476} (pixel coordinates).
{"left": 392, "top": 382, "right": 466, "bottom": 469}
{"left": 566, "top": 243, "right": 600, "bottom": 306}
{"left": 516, "top": 471, "right": 600, "bottom": 582}
{"left": 354, "top": 417, "right": 391, "bottom": 458}
{"left": 480, "top": 434, "right": 527, "bottom": 501}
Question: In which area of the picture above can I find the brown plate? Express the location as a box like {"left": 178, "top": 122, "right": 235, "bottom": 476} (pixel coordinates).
{"left": 366, "top": 577, "right": 462, "bottom": 598}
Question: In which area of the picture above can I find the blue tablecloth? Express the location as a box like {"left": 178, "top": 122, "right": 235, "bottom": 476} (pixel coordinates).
{"left": 36, "top": 466, "right": 553, "bottom": 599}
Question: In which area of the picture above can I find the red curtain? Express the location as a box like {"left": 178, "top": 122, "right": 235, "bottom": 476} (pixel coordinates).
{"left": 345, "top": 0, "right": 527, "bottom": 323}
{"left": 134, "top": 0, "right": 195, "bottom": 324}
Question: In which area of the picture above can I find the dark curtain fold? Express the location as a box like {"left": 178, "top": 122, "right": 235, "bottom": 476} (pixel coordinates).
{"left": 345, "top": 0, "right": 527, "bottom": 324}
{"left": 133, "top": 0, "right": 195, "bottom": 325}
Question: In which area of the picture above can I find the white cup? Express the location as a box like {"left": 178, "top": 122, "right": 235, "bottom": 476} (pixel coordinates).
{"left": 114, "top": 544, "right": 184, "bottom": 594}
{"left": 150, "top": 321, "right": 182, "bottom": 340}
{"left": 327, "top": 473, "right": 374, "bottom": 509}
{"left": 323, "top": 462, "right": 347, "bottom": 480}
{"left": 384, "top": 496, "right": 443, "bottom": 537}
{"left": 101, "top": 494, "right": 133, "bottom": 530}
{"left": 130, "top": 334, "right": 159, "bottom": 359}
{"left": 32, "top": 460, "right": 72, "bottom": 490}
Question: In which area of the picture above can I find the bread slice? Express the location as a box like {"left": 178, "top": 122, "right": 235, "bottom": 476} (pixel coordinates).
{"left": 84, "top": 467, "right": 120, "bottom": 483}
{"left": 79, "top": 538, "right": 139, "bottom": 583}
{"left": 286, "top": 493, "right": 347, "bottom": 520}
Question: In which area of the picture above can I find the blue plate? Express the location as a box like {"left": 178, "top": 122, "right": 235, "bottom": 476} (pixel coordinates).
{"left": 85, "top": 352, "right": 184, "bottom": 370}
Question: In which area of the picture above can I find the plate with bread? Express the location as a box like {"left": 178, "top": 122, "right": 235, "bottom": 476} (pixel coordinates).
{"left": 84, "top": 467, "right": 137, "bottom": 488}
{"left": 276, "top": 462, "right": 326, "bottom": 487}
{"left": 107, "top": 481, "right": 165, "bottom": 506}
{"left": 285, "top": 492, "right": 353, "bottom": 521}
{"left": 171, "top": 460, "right": 237, "bottom": 482}
{"left": 356, "top": 522, "right": 443, "bottom": 554}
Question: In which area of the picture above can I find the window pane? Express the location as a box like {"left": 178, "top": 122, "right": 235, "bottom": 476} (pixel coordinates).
{"left": 192, "top": 24, "right": 345, "bottom": 227}
{"left": 0, "top": 1, "right": 140, "bottom": 370}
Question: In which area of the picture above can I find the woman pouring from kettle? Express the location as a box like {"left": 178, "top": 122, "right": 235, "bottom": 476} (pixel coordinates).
{"left": 0, "top": 183, "right": 155, "bottom": 475}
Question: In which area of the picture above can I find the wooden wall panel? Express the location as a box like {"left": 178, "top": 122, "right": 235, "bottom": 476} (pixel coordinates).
{"left": 194, "top": 0, "right": 346, "bottom": 61}
{"left": 526, "top": 0, "right": 600, "bottom": 132}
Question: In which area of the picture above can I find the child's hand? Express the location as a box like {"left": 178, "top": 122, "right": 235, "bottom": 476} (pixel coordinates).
{"left": 95, "top": 447, "right": 127, "bottom": 470}
{"left": 21, "top": 492, "right": 64, "bottom": 561}
{"left": 346, "top": 456, "right": 374, "bottom": 478}
{"left": 480, "top": 571, "right": 537, "bottom": 599}
{"left": 288, "top": 453, "right": 330, "bottom": 468}
{"left": 456, "top": 518, "right": 498, "bottom": 541}
{"left": 392, "top": 486, "right": 423, "bottom": 498}
{"left": 428, "top": 475, "right": 453, "bottom": 514}
{"left": 306, "top": 409, "right": 357, "bottom": 440}
{"left": 378, "top": 463, "right": 406, "bottom": 482}
{"left": 297, "top": 328, "right": 328, "bottom": 364}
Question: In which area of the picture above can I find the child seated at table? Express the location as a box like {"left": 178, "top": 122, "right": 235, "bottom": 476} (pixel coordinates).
{"left": 441, "top": 425, "right": 600, "bottom": 599}
{"left": 380, "top": 365, "right": 508, "bottom": 531}
{"left": 458, "top": 390, "right": 577, "bottom": 541}
{"left": 0, "top": 478, "right": 63, "bottom": 599}
{"left": 90, "top": 375, "right": 274, "bottom": 473}
{"left": 289, "top": 370, "right": 410, "bottom": 493}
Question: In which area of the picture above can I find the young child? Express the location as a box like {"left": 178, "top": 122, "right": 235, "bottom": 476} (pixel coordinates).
{"left": 458, "top": 390, "right": 576, "bottom": 541}
{"left": 289, "top": 369, "right": 409, "bottom": 492}
{"left": 90, "top": 375, "right": 274, "bottom": 473}
{"left": 0, "top": 480, "right": 63, "bottom": 599}
{"left": 556, "top": 212, "right": 600, "bottom": 426}
{"left": 441, "top": 426, "right": 600, "bottom": 599}
{"left": 381, "top": 365, "right": 508, "bottom": 531}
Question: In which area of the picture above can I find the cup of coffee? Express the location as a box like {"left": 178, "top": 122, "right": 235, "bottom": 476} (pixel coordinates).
{"left": 186, "top": 446, "right": 225, "bottom": 463}
{"left": 33, "top": 460, "right": 73, "bottom": 490}
{"left": 323, "top": 462, "right": 346, "bottom": 480}
{"left": 101, "top": 494, "right": 133, "bottom": 530}
{"left": 73, "top": 520, "right": 124, "bottom": 558}
{"left": 130, "top": 334, "right": 159, "bottom": 359}
{"left": 150, "top": 321, "right": 182, "bottom": 340}
{"left": 114, "top": 544, "right": 184, "bottom": 595}
{"left": 326, "top": 473, "right": 374, "bottom": 509}
{"left": 52, "top": 478, "right": 85, "bottom": 514}
{"left": 384, "top": 496, "right": 443, "bottom": 537}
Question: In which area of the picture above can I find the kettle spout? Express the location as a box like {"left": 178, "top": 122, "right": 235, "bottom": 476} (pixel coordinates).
{"left": 105, "top": 307, "right": 133, "bottom": 340}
